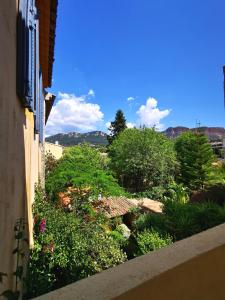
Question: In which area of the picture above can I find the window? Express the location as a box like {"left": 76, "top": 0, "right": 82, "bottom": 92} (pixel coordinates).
{"left": 17, "top": 0, "right": 39, "bottom": 114}
{"left": 17, "top": 0, "right": 44, "bottom": 141}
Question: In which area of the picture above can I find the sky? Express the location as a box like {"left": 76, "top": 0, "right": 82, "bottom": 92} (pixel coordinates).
{"left": 46, "top": 0, "right": 225, "bottom": 136}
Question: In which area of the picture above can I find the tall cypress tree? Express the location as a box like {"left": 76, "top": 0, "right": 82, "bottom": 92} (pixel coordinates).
{"left": 107, "top": 110, "right": 127, "bottom": 145}
{"left": 175, "top": 131, "right": 214, "bottom": 189}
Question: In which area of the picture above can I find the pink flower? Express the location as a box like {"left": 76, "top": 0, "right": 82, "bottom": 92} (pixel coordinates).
{"left": 39, "top": 218, "right": 46, "bottom": 233}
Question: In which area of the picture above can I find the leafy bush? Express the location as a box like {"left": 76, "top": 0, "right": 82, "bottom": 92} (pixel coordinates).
{"left": 207, "top": 162, "right": 225, "bottom": 185}
{"left": 26, "top": 187, "right": 126, "bottom": 298}
{"left": 135, "top": 230, "right": 172, "bottom": 256}
{"left": 135, "top": 213, "right": 169, "bottom": 236}
{"left": 165, "top": 182, "right": 189, "bottom": 204}
{"left": 135, "top": 201, "right": 225, "bottom": 241}
{"left": 109, "top": 128, "right": 178, "bottom": 192}
{"left": 45, "top": 144, "right": 127, "bottom": 201}
{"left": 109, "top": 230, "right": 127, "bottom": 247}
{"left": 135, "top": 186, "right": 167, "bottom": 201}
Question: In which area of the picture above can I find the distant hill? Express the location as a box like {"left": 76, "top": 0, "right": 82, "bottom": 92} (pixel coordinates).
{"left": 46, "top": 127, "right": 225, "bottom": 147}
{"left": 163, "top": 126, "right": 225, "bottom": 141}
{"left": 46, "top": 131, "right": 108, "bottom": 146}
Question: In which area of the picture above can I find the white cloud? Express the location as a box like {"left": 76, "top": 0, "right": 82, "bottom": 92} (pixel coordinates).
{"left": 127, "top": 96, "right": 135, "bottom": 102}
{"left": 136, "top": 97, "right": 171, "bottom": 130}
{"left": 46, "top": 92, "right": 104, "bottom": 136}
{"left": 88, "top": 89, "right": 95, "bottom": 97}
{"left": 127, "top": 122, "right": 135, "bottom": 128}
{"left": 105, "top": 121, "right": 111, "bottom": 129}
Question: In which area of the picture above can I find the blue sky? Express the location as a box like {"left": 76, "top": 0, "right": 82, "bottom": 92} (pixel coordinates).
{"left": 47, "top": 0, "right": 225, "bottom": 135}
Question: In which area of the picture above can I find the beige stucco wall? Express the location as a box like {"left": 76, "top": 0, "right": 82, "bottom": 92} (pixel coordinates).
{"left": 35, "top": 223, "right": 225, "bottom": 300}
{"left": 45, "top": 142, "right": 64, "bottom": 160}
{"left": 0, "top": 0, "right": 43, "bottom": 292}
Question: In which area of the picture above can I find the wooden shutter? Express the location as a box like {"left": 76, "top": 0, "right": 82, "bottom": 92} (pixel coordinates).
{"left": 17, "top": 0, "right": 29, "bottom": 106}
{"left": 17, "top": 0, "right": 38, "bottom": 112}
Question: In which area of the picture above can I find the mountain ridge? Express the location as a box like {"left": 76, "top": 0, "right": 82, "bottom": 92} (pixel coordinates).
{"left": 46, "top": 127, "right": 225, "bottom": 146}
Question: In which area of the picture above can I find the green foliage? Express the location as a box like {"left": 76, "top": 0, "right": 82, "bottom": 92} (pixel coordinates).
{"left": 165, "top": 182, "right": 189, "bottom": 204}
{"left": 135, "top": 201, "right": 225, "bottom": 241}
{"left": 109, "top": 128, "right": 178, "bottom": 192}
{"left": 135, "top": 230, "right": 172, "bottom": 256}
{"left": 207, "top": 162, "right": 225, "bottom": 185}
{"left": 175, "top": 131, "right": 214, "bottom": 189}
{"left": 26, "top": 187, "right": 126, "bottom": 298}
{"left": 135, "top": 186, "right": 167, "bottom": 201}
{"left": 107, "top": 110, "right": 127, "bottom": 145}
{"left": 109, "top": 230, "right": 127, "bottom": 247}
{"left": 45, "top": 144, "right": 126, "bottom": 201}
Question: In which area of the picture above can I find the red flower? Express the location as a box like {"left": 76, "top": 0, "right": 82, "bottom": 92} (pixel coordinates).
{"left": 39, "top": 218, "right": 46, "bottom": 233}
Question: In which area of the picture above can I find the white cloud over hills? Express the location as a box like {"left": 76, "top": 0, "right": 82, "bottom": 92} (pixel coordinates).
{"left": 137, "top": 97, "right": 171, "bottom": 130}
{"left": 105, "top": 97, "right": 170, "bottom": 132}
{"left": 46, "top": 91, "right": 170, "bottom": 136}
{"left": 46, "top": 91, "right": 104, "bottom": 136}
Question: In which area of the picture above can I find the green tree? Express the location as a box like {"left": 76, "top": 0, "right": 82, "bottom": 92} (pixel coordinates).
{"left": 175, "top": 131, "right": 214, "bottom": 189}
{"left": 45, "top": 144, "right": 126, "bottom": 201}
{"left": 107, "top": 110, "right": 127, "bottom": 145}
{"left": 108, "top": 128, "right": 178, "bottom": 192}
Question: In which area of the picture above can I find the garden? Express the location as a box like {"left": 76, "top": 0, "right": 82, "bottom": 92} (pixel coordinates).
{"left": 25, "top": 117, "right": 225, "bottom": 298}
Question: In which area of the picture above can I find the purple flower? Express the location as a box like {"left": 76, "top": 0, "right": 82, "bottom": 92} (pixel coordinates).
{"left": 39, "top": 218, "right": 46, "bottom": 233}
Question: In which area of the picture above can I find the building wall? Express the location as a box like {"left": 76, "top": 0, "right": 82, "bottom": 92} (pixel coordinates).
{"left": 0, "top": 0, "right": 43, "bottom": 292}
{"left": 45, "top": 142, "right": 64, "bottom": 160}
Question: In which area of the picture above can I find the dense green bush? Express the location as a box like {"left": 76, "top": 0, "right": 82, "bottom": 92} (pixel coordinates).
{"left": 26, "top": 188, "right": 126, "bottom": 298}
{"left": 165, "top": 182, "right": 189, "bottom": 204}
{"left": 109, "top": 128, "right": 178, "bottom": 192}
{"left": 135, "top": 201, "right": 225, "bottom": 241}
{"left": 45, "top": 144, "right": 127, "bottom": 201}
{"left": 135, "top": 230, "right": 172, "bottom": 256}
{"left": 175, "top": 131, "right": 214, "bottom": 189}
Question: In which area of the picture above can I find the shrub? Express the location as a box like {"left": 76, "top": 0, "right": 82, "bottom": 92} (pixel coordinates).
{"left": 165, "top": 182, "right": 189, "bottom": 204}
{"left": 135, "top": 213, "right": 169, "bottom": 236}
{"left": 26, "top": 187, "right": 126, "bottom": 298}
{"left": 45, "top": 144, "right": 127, "bottom": 201}
{"left": 167, "top": 201, "right": 225, "bottom": 240}
{"left": 135, "top": 201, "right": 225, "bottom": 241}
{"left": 109, "top": 230, "right": 128, "bottom": 247}
{"left": 135, "top": 230, "right": 172, "bottom": 256}
{"left": 136, "top": 186, "right": 167, "bottom": 201}
{"left": 109, "top": 128, "right": 178, "bottom": 192}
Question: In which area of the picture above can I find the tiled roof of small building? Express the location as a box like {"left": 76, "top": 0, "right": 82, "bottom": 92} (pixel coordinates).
{"left": 94, "top": 197, "right": 164, "bottom": 218}
{"left": 94, "top": 197, "right": 136, "bottom": 218}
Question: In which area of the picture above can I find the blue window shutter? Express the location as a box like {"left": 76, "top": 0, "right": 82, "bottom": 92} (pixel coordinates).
{"left": 17, "top": 0, "right": 38, "bottom": 112}
{"left": 17, "top": 0, "right": 29, "bottom": 105}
